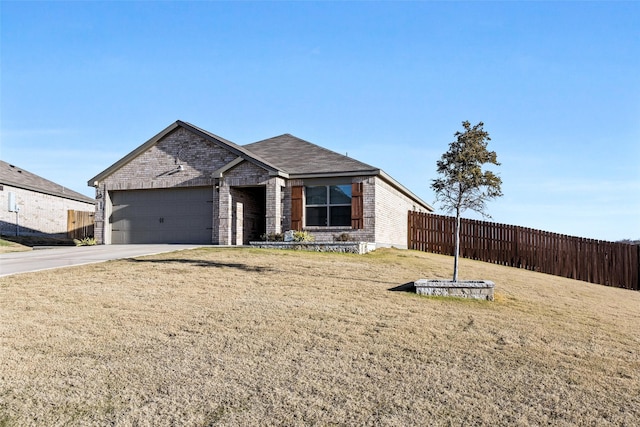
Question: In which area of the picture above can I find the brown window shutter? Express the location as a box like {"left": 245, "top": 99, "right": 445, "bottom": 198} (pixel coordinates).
{"left": 291, "top": 186, "right": 303, "bottom": 231}
{"left": 351, "top": 182, "right": 364, "bottom": 229}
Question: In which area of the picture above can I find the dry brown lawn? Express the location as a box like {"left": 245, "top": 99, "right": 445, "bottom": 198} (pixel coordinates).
{"left": 0, "top": 239, "right": 30, "bottom": 254}
{"left": 1, "top": 247, "right": 639, "bottom": 426}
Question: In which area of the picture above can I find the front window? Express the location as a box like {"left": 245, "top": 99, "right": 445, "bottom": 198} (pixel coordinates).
{"left": 305, "top": 185, "right": 352, "bottom": 226}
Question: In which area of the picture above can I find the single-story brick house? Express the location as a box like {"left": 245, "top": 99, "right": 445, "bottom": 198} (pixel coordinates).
{"left": 0, "top": 160, "right": 95, "bottom": 238}
{"left": 88, "top": 120, "right": 433, "bottom": 247}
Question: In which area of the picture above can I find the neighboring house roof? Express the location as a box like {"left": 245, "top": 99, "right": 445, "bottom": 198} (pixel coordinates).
{"left": 0, "top": 160, "right": 94, "bottom": 204}
{"left": 243, "top": 134, "right": 379, "bottom": 177}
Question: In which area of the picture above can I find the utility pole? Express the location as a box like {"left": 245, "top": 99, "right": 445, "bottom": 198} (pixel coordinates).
{"left": 15, "top": 207, "right": 20, "bottom": 236}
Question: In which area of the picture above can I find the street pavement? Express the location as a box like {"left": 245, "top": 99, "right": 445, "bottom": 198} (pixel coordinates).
{"left": 0, "top": 244, "right": 210, "bottom": 277}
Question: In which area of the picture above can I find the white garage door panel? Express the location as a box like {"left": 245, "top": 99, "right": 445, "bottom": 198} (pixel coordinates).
{"left": 111, "top": 187, "right": 213, "bottom": 244}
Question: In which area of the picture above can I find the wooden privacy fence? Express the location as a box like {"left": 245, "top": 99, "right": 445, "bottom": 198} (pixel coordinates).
{"left": 408, "top": 212, "right": 640, "bottom": 291}
{"left": 67, "top": 210, "right": 95, "bottom": 240}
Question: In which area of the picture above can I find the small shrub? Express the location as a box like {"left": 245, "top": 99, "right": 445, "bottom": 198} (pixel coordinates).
{"left": 74, "top": 237, "right": 97, "bottom": 246}
{"left": 334, "top": 233, "right": 355, "bottom": 242}
{"left": 260, "top": 231, "right": 314, "bottom": 242}
{"left": 261, "top": 232, "right": 284, "bottom": 242}
{"left": 293, "top": 231, "right": 315, "bottom": 242}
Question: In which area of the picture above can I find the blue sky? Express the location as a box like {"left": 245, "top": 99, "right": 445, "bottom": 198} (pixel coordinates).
{"left": 1, "top": 1, "right": 638, "bottom": 241}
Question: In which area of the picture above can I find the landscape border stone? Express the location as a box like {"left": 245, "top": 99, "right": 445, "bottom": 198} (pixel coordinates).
{"left": 414, "top": 279, "right": 495, "bottom": 301}
{"left": 250, "top": 241, "right": 375, "bottom": 254}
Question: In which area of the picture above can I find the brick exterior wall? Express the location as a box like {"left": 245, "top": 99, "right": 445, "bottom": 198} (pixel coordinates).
{"left": 0, "top": 184, "right": 94, "bottom": 238}
{"left": 95, "top": 127, "right": 236, "bottom": 244}
{"left": 216, "top": 161, "right": 274, "bottom": 245}
{"left": 282, "top": 177, "right": 376, "bottom": 244}
{"left": 281, "top": 176, "right": 420, "bottom": 247}
{"left": 373, "top": 177, "right": 421, "bottom": 248}
{"left": 99, "top": 128, "right": 231, "bottom": 191}
{"left": 229, "top": 187, "right": 265, "bottom": 244}
{"left": 94, "top": 127, "right": 285, "bottom": 245}
{"left": 266, "top": 176, "right": 285, "bottom": 236}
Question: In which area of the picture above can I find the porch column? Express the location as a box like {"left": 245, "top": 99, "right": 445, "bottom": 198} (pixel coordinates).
{"left": 103, "top": 189, "right": 113, "bottom": 245}
{"left": 94, "top": 185, "right": 107, "bottom": 244}
{"left": 265, "top": 176, "right": 285, "bottom": 235}
{"left": 217, "top": 179, "right": 233, "bottom": 245}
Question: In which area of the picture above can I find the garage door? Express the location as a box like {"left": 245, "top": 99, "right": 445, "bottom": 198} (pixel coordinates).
{"left": 111, "top": 187, "right": 213, "bottom": 244}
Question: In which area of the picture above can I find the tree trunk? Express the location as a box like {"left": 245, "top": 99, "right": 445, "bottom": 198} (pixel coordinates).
{"left": 453, "top": 210, "right": 461, "bottom": 282}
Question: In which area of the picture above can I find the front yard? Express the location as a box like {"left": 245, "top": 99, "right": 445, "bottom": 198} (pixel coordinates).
{"left": 1, "top": 248, "right": 639, "bottom": 425}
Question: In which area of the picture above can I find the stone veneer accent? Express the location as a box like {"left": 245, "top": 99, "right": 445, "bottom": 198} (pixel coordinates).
{"left": 250, "top": 241, "right": 375, "bottom": 254}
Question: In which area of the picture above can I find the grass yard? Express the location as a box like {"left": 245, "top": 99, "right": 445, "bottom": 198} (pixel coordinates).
{"left": 1, "top": 247, "right": 639, "bottom": 426}
{"left": 0, "top": 235, "right": 76, "bottom": 254}
{"left": 0, "top": 239, "right": 30, "bottom": 254}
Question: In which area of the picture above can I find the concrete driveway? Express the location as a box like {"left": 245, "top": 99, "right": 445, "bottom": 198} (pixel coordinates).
{"left": 0, "top": 244, "right": 210, "bottom": 277}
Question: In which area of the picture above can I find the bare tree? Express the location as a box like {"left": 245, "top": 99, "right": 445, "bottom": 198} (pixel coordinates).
{"left": 431, "top": 121, "right": 503, "bottom": 282}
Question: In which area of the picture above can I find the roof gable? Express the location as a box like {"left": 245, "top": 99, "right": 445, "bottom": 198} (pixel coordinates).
{"left": 0, "top": 160, "right": 94, "bottom": 204}
{"left": 89, "top": 121, "right": 285, "bottom": 185}
{"left": 178, "top": 121, "right": 283, "bottom": 175}
{"left": 243, "top": 134, "right": 379, "bottom": 177}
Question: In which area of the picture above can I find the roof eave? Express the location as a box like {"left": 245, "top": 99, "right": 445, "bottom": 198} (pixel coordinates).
{"left": 289, "top": 169, "right": 380, "bottom": 180}
{"left": 290, "top": 169, "right": 433, "bottom": 212}
{"left": 377, "top": 170, "right": 434, "bottom": 212}
{"left": 211, "top": 158, "right": 290, "bottom": 179}
{"left": 3, "top": 181, "right": 94, "bottom": 204}
{"left": 270, "top": 170, "right": 290, "bottom": 178}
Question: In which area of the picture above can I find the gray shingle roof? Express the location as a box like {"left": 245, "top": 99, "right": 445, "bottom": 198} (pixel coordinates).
{"left": 244, "top": 133, "right": 433, "bottom": 211}
{"left": 0, "top": 160, "right": 94, "bottom": 204}
{"left": 244, "top": 134, "right": 379, "bottom": 176}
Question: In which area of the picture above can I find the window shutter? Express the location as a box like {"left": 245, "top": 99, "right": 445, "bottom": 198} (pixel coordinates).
{"left": 291, "top": 186, "right": 303, "bottom": 231}
{"left": 351, "top": 182, "right": 364, "bottom": 229}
